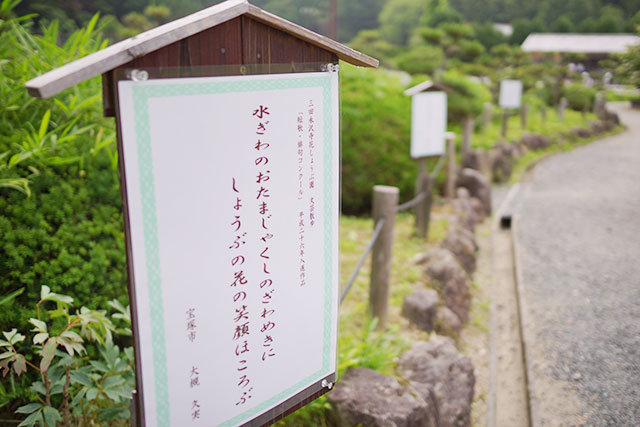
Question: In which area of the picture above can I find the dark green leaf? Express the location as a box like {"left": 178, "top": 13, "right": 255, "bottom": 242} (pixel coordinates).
{"left": 99, "top": 405, "right": 127, "bottom": 421}
{"left": 31, "top": 381, "right": 46, "bottom": 396}
{"left": 42, "top": 406, "right": 60, "bottom": 427}
{"left": 71, "top": 387, "right": 87, "bottom": 407}
{"left": 0, "top": 287, "right": 24, "bottom": 306}
{"left": 15, "top": 403, "right": 42, "bottom": 414}
{"left": 17, "top": 410, "right": 42, "bottom": 427}
{"left": 103, "top": 375, "right": 125, "bottom": 389}
{"left": 70, "top": 370, "right": 92, "bottom": 386}
{"left": 86, "top": 387, "right": 98, "bottom": 401}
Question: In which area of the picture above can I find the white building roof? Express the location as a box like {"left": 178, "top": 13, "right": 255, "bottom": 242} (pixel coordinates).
{"left": 521, "top": 33, "right": 640, "bottom": 54}
{"left": 493, "top": 23, "right": 513, "bottom": 37}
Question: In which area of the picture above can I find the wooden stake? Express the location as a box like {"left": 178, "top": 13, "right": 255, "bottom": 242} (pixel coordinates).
{"left": 445, "top": 132, "right": 456, "bottom": 201}
{"left": 462, "top": 115, "right": 473, "bottom": 156}
{"left": 482, "top": 102, "right": 493, "bottom": 130}
{"left": 370, "top": 185, "right": 399, "bottom": 327}
{"left": 521, "top": 103, "right": 528, "bottom": 129}
{"left": 501, "top": 110, "right": 510, "bottom": 138}
{"left": 414, "top": 173, "right": 434, "bottom": 239}
{"left": 558, "top": 97, "right": 567, "bottom": 122}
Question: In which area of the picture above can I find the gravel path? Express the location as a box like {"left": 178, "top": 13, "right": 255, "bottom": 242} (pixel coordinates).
{"left": 514, "top": 103, "right": 640, "bottom": 426}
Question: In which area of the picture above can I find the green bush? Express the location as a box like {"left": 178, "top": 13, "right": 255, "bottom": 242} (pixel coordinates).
{"left": 440, "top": 70, "right": 492, "bottom": 122}
{"left": 340, "top": 63, "right": 415, "bottom": 214}
{"left": 0, "top": 9, "right": 125, "bottom": 345}
{"left": 395, "top": 45, "right": 444, "bottom": 75}
{"left": 562, "top": 83, "right": 597, "bottom": 111}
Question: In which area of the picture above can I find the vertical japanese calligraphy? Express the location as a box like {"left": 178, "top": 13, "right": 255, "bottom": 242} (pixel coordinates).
{"left": 295, "top": 100, "right": 320, "bottom": 287}
{"left": 118, "top": 72, "right": 339, "bottom": 427}
{"left": 185, "top": 308, "right": 200, "bottom": 420}
{"left": 229, "top": 177, "right": 253, "bottom": 407}
{"left": 252, "top": 105, "right": 278, "bottom": 364}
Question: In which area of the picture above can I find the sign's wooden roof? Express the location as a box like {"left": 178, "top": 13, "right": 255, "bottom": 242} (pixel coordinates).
{"left": 25, "top": 0, "right": 378, "bottom": 98}
{"left": 404, "top": 81, "right": 449, "bottom": 96}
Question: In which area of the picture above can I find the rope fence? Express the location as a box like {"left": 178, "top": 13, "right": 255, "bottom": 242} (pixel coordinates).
{"left": 339, "top": 140, "right": 455, "bottom": 327}
{"left": 340, "top": 188, "right": 428, "bottom": 306}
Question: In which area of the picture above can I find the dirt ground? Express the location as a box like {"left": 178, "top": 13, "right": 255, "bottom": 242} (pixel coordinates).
{"left": 461, "top": 218, "right": 531, "bottom": 427}
{"left": 460, "top": 220, "right": 491, "bottom": 426}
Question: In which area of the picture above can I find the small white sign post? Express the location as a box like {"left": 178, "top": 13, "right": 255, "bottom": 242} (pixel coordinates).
{"left": 410, "top": 91, "right": 447, "bottom": 159}
{"left": 499, "top": 79, "right": 523, "bottom": 137}
{"left": 499, "top": 79, "right": 522, "bottom": 109}
{"left": 117, "top": 71, "right": 340, "bottom": 426}
{"left": 408, "top": 89, "right": 447, "bottom": 238}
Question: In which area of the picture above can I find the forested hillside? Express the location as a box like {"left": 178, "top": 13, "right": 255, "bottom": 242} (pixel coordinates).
{"left": 14, "top": 0, "right": 640, "bottom": 45}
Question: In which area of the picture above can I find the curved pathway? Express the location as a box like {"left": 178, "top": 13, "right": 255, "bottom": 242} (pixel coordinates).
{"left": 514, "top": 102, "right": 640, "bottom": 426}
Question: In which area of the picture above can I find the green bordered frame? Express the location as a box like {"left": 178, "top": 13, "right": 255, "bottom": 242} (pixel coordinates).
{"left": 112, "top": 63, "right": 340, "bottom": 427}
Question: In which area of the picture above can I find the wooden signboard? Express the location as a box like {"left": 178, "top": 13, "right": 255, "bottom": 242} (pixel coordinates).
{"left": 410, "top": 91, "right": 447, "bottom": 159}
{"left": 118, "top": 70, "right": 340, "bottom": 426}
{"left": 499, "top": 79, "right": 523, "bottom": 109}
{"left": 25, "top": 1, "right": 378, "bottom": 426}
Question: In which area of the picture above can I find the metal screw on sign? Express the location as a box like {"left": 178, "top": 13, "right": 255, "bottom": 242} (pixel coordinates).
{"left": 321, "top": 379, "right": 334, "bottom": 390}
{"left": 322, "top": 63, "right": 339, "bottom": 73}
{"left": 130, "top": 69, "right": 149, "bottom": 82}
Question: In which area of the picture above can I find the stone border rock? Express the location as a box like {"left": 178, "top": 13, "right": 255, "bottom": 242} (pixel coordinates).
{"left": 463, "top": 108, "right": 621, "bottom": 184}
{"left": 329, "top": 175, "right": 493, "bottom": 427}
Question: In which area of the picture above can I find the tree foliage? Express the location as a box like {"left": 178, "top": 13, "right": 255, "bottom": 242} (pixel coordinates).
{"left": 617, "top": 32, "right": 640, "bottom": 89}
{"left": 440, "top": 71, "right": 492, "bottom": 120}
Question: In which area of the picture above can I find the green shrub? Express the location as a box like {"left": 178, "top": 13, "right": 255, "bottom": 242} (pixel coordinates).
{"left": 1, "top": 286, "right": 134, "bottom": 424}
{"left": 340, "top": 63, "right": 415, "bottom": 214}
{"left": 440, "top": 70, "right": 492, "bottom": 122}
{"left": 395, "top": 45, "right": 444, "bottom": 75}
{"left": 0, "top": 7, "right": 125, "bottom": 351}
{"left": 458, "top": 39, "right": 485, "bottom": 62}
{"left": 348, "top": 29, "right": 402, "bottom": 68}
{"left": 562, "top": 83, "right": 597, "bottom": 111}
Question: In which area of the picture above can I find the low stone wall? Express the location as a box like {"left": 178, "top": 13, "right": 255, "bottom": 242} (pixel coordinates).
{"left": 329, "top": 180, "right": 491, "bottom": 426}
{"left": 465, "top": 109, "right": 621, "bottom": 184}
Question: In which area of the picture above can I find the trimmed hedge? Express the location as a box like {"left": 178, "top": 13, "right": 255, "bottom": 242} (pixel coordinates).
{"left": 340, "top": 63, "right": 416, "bottom": 214}
{"left": 562, "top": 82, "right": 597, "bottom": 111}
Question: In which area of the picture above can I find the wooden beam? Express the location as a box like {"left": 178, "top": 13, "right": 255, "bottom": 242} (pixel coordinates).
{"left": 245, "top": 5, "right": 377, "bottom": 68}
{"left": 25, "top": 0, "right": 377, "bottom": 99}
{"left": 25, "top": 0, "right": 249, "bottom": 98}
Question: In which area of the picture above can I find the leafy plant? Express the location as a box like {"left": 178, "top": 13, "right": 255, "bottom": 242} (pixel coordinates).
{"left": 1, "top": 286, "right": 134, "bottom": 426}
{"left": 0, "top": 2, "right": 127, "bottom": 371}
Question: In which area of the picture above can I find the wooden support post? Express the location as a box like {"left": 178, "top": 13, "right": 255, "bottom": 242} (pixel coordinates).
{"left": 482, "top": 102, "right": 493, "bottom": 130}
{"left": 521, "top": 103, "right": 528, "bottom": 129}
{"left": 501, "top": 110, "right": 510, "bottom": 138}
{"left": 594, "top": 91, "right": 606, "bottom": 119}
{"left": 558, "top": 97, "right": 567, "bottom": 122}
{"left": 445, "top": 132, "right": 456, "bottom": 201}
{"left": 130, "top": 390, "right": 139, "bottom": 427}
{"left": 370, "top": 185, "right": 399, "bottom": 327}
{"left": 461, "top": 115, "right": 473, "bottom": 156}
{"left": 414, "top": 159, "right": 434, "bottom": 239}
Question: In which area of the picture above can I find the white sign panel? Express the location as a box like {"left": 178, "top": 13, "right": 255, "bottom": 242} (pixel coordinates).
{"left": 410, "top": 91, "right": 447, "bottom": 158}
{"left": 499, "top": 79, "right": 522, "bottom": 109}
{"left": 117, "top": 71, "right": 340, "bottom": 426}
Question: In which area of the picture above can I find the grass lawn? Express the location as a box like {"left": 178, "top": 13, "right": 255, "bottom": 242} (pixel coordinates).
{"left": 449, "top": 106, "right": 600, "bottom": 151}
